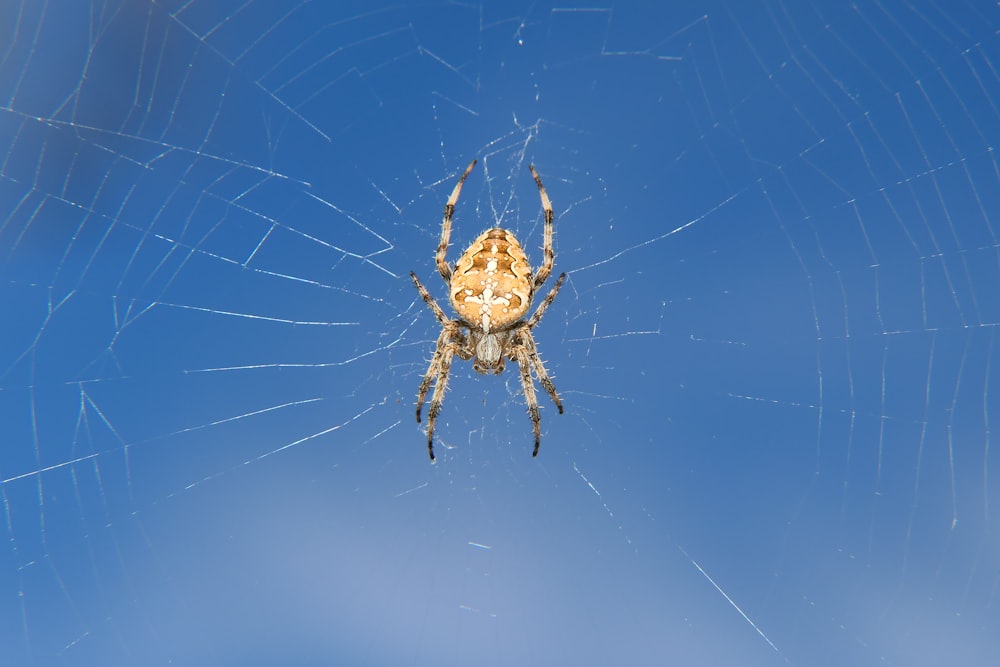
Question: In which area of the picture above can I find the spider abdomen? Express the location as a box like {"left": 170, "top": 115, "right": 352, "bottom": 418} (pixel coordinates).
{"left": 449, "top": 228, "right": 533, "bottom": 332}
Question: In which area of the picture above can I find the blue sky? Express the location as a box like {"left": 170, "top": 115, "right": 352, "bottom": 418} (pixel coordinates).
{"left": 1, "top": 1, "right": 998, "bottom": 665}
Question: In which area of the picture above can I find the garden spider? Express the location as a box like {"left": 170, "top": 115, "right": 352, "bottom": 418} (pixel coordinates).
{"left": 410, "top": 159, "right": 566, "bottom": 460}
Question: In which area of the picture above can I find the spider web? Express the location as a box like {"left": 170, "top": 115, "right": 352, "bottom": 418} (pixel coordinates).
{"left": 1, "top": 1, "right": 998, "bottom": 665}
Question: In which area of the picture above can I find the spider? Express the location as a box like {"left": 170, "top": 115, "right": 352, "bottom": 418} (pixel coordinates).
{"left": 410, "top": 159, "right": 566, "bottom": 460}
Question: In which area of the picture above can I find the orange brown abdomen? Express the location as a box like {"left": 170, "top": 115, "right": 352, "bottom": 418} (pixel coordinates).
{"left": 449, "top": 228, "right": 533, "bottom": 332}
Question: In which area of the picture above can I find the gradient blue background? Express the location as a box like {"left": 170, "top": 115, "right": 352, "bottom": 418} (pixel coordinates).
{"left": 1, "top": 1, "right": 998, "bottom": 665}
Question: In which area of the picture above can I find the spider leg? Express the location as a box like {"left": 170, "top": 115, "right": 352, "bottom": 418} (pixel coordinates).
{"left": 415, "top": 325, "right": 448, "bottom": 426}
{"left": 519, "top": 327, "right": 564, "bottom": 415}
{"left": 437, "top": 159, "right": 477, "bottom": 283}
{"left": 510, "top": 341, "right": 544, "bottom": 456}
{"left": 412, "top": 269, "right": 474, "bottom": 460}
{"left": 425, "top": 340, "right": 458, "bottom": 461}
{"left": 528, "top": 165, "right": 555, "bottom": 289}
{"left": 527, "top": 272, "right": 566, "bottom": 329}
{"left": 410, "top": 271, "right": 449, "bottom": 324}
{"left": 415, "top": 320, "right": 468, "bottom": 420}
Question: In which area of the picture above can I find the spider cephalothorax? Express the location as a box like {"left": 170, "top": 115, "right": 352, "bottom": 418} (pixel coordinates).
{"left": 410, "top": 159, "right": 566, "bottom": 460}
